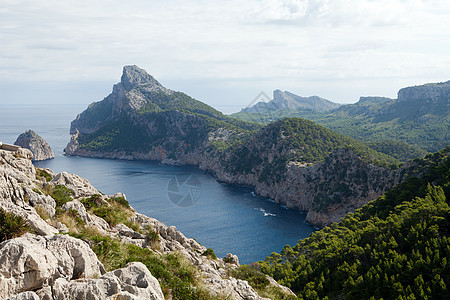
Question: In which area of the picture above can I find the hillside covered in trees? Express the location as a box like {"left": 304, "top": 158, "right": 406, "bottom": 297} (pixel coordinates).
{"left": 232, "top": 82, "right": 450, "bottom": 159}
{"left": 247, "top": 147, "right": 450, "bottom": 299}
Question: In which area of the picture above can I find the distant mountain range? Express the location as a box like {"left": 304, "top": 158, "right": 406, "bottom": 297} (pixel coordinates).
{"left": 242, "top": 89, "right": 341, "bottom": 114}
{"left": 232, "top": 82, "right": 450, "bottom": 154}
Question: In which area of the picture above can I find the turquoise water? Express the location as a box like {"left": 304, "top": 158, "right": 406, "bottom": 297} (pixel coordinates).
{"left": 0, "top": 104, "right": 315, "bottom": 264}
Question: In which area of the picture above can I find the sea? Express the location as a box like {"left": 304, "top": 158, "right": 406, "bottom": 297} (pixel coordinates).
{"left": 0, "top": 103, "right": 316, "bottom": 264}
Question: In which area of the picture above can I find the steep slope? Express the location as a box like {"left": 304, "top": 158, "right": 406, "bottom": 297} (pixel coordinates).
{"left": 232, "top": 81, "right": 450, "bottom": 155}
{"left": 14, "top": 130, "right": 54, "bottom": 161}
{"left": 0, "top": 146, "right": 294, "bottom": 299}
{"left": 257, "top": 146, "right": 450, "bottom": 299}
{"left": 66, "top": 65, "right": 258, "bottom": 161}
{"left": 200, "top": 118, "right": 402, "bottom": 226}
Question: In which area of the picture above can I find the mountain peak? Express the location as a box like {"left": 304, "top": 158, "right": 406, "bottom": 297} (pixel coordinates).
{"left": 121, "top": 65, "right": 162, "bottom": 90}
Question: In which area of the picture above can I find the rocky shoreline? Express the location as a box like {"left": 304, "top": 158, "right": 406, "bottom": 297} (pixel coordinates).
{"left": 65, "top": 142, "right": 415, "bottom": 228}
{"left": 0, "top": 146, "right": 294, "bottom": 299}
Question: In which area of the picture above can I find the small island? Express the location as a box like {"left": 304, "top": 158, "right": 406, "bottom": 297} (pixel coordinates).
{"left": 14, "top": 130, "right": 55, "bottom": 161}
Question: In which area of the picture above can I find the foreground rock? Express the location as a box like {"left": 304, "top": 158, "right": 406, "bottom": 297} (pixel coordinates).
{"left": 14, "top": 130, "right": 54, "bottom": 161}
{"left": 0, "top": 146, "right": 289, "bottom": 299}
{"left": 0, "top": 234, "right": 105, "bottom": 298}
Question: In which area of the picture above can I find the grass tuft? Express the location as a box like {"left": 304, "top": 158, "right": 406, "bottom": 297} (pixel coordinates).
{"left": 0, "top": 208, "right": 31, "bottom": 242}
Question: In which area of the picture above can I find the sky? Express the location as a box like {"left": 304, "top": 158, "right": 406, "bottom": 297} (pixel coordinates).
{"left": 1, "top": 0, "right": 449, "bottom": 113}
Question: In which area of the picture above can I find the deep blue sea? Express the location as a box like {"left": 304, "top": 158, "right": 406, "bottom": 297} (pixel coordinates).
{"left": 0, "top": 103, "right": 316, "bottom": 264}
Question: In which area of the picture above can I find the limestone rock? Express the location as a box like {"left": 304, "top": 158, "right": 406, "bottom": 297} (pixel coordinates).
{"left": 51, "top": 262, "right": 164, "bottom": 300}
{"left": 14, "top": 130, "right": 55, "bottom": 161}
{"left": 23, "top": 187, "right": 56, "bottom": 218}
{"left": 121, "top": 65, "right": 164, "bottom": 91}
{"left": 0, "top": 151, "right": 58, "bottom": 235}
{"left": 62, "top": 200, "right": 110, "bottom": 232}
{"left": 51, "top": 172, "right": 99, "bottom": 197}
{"left": 0, "top": 148, "right": 35, "bottom": 181}
{"left": 202, "top": 276, "right": 269, "bottom": 300}
{"left": 5, "top": 291, "right": 40, "bottom": 300}
{"left": 224, "top": 253, "right": 240, "bottom": 266}
{"left": 0, "top": 234, "right": 105, "bottom": 299}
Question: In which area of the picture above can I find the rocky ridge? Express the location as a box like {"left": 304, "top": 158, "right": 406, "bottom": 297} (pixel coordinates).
{"left": 0, "top": 146, "right": 293, "bottom": 299}
{"left": 243, "top": 90, "right": 341, "bottom": 113}
{"left": 14, "top": 130, "right": 54, "bottom": 161}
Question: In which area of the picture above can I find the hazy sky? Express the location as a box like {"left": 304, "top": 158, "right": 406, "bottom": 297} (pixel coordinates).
{"left": 1, "top": 0, "right": 449, "bottom": 113}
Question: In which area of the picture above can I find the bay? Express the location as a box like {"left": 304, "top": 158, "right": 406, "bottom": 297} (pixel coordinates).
{"left": 0, "top": 104, "right": 316, "bottom": 264}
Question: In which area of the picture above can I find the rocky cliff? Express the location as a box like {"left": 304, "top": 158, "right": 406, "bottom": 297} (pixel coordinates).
{"left": 14, "top": 130, "right": 54, "bottom": 161}
{"left": 0, "top": 146, "right": 294, "bottom": 299}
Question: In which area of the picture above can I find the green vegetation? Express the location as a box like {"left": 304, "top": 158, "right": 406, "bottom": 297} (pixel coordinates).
{"left": 202, "top": 248, "right": 217, "bottom": 260}
{"left": 0, "top": 207, "right": 31, "bottom": 242}
{"left": 35, "top": 168, "right": 52, "bottom": 182}
{"left": 232, "top": 265, "right": 270, "bottom": 289}
{"left": 257, "top": 147, "right": 450, "bottom": 299}
{"left": 80, "top": 194, "right": 138, "bottom": 231}
{"left": 226, "top": 117, "right": 400, "bottom": 185}
{"left": 231, "top": 90, "right": 450, "bottom": 157}
{"left": 366, "top": 140, "right": 428, "bottom": 162}
{"left": 231, "top": 264, "right": 297, "bottom": 299}
{"left": 77, "top": 87, "right": 260, "bottom": 155}
{"left": 69, "top": 232, "right": 218, "bottom": 299}
{"left": 51, "top": 185, "right": 73, "bottom": 207}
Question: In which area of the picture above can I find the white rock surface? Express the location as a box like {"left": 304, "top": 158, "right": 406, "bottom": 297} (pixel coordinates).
{"left": 0, "top": 234, "right": 105, "bottom": 299}
{"left": 51, "top": 262, "right": 164, "bottom": 300}
{"left": 14, "top": 130, "right": 55, "bottom": 161}
{"left": 62, "top": 200, "right": 110, "bottom": 232}
{"left": 5, "top": 291, "right": 40, "bottom": 300}
{"left": 51, "top": 172, "right": 99, "bottom": 198}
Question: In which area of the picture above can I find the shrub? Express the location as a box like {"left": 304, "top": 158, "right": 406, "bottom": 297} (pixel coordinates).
{"left": 232, "top": 265, "right": 270, "bottom": 290}
{"left": 110, "top": 196, "right": 130, "bottom": 208}
{"left": 202, "top": 248, "right": 217, "bottom": 260}
{"left": 0, "top": 208, "right": 30, "bottom": 242}
{"left": 36, "top": 168, "right": 52, "bottom": 182}
{"left": 147, "top": 229, "right": 160, "bottom": 242}
{"left": 91, "top": 202, "right": 133, "bottom": 227}
{"left": 81, "top": 194, "right": 104, "bottom": 210}
{"left": 51, "top": 185, "right": 73, "bottom": 207}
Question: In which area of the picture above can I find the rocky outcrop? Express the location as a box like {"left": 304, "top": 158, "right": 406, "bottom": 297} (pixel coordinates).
{"left": 51, "top": 262, "right": 163, "bottom": 300}
{"left": 50, "top": 172, "right": 100, "bottom": 198}
{"left": 14, "top": 130, "right": 54, "bottom": 161}
{"left": 0, "top": 234, "right": 106, "bottom": 299}
{"left": 0, "top": 146, "right": 287, "bottom": 299}
{"left": 397, "top": 80, "right": 450, "bottom": 103}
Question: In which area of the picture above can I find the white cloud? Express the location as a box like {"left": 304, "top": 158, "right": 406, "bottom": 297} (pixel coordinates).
{"left": 0, "top": 0, "right": 449, "bottom": 110}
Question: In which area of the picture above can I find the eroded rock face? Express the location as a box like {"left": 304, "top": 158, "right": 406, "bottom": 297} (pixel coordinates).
{"left": 0, "top": 234, "right": 105, "bottom": 299}
{"left": 14, "top": 130, "right": 54, "bottom": 161}
{"left": 5, "top": 291, "right": 40, "bottom": 300}
{"left": 51, "top": 262, "right": 164, "bottom": 300}
{"left": 51, "top": 172, "right": 99, "bottom": 198}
